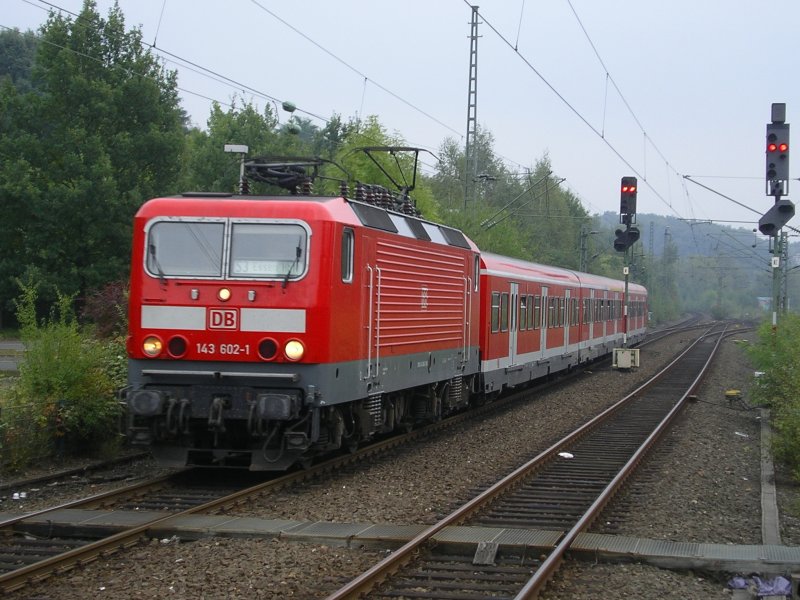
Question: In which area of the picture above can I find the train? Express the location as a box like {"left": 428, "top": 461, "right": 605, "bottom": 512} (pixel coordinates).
{"left": 124, "top": 156, "right": 647, "bottom": 470}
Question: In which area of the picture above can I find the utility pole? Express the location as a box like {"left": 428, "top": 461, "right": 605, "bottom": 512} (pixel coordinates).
{"left": 463, "top": 5, "right": 479, "bottom": 210}
{"left": 579, "top": 225, "right": 597, "bottom": 272}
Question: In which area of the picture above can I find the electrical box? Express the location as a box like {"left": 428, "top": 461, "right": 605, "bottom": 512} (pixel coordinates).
{"left": 612, "top": 348, "right": 640, "bottom": 370}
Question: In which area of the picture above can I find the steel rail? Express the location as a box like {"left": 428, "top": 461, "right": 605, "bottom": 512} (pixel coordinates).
{"left": 516, "top": 326, "right": 727, "bottom": 598}
{"left": 1, "top": 320, "right": 717, "bottom": 594}
{"left": 325, "top": 324, "right": 725, "bottom": 599}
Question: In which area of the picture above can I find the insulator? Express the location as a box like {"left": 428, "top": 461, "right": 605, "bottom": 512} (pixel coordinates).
{"left": 302, "top": 179, "right": 313, "bottom": 195}
{"left": 355, "top": 182, "right": 365, "bottom": 202}
{"left": 340, "top": 181, "right": 350, "bottom": 198}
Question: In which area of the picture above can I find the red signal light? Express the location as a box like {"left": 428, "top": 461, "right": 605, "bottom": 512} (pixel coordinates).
{"left": 768, "top": 143, "right": 778, "bottom": 152}
{"left": 779, "top": 143, "right": 788, "bottom": 152}
{"left": 621, "top": 185, "right": 637, "bottom": 193}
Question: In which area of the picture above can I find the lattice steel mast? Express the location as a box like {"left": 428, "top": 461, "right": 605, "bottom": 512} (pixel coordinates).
{"left": 464, "top": 5, "right": 479, "bottom": 210}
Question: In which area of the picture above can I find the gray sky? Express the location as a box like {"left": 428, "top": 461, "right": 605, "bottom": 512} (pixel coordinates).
{"left": 5, "top": 0, "right": 799, "bottom": 230}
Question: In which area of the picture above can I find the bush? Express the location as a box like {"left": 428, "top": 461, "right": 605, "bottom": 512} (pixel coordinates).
{"left": 81, "top": 280, "right": 128, "bottom": 339}
{"left": 0, "top": 281, "right": 126, "bottom": 471}
{"left": 748, "top": 315, "right": 800, "bottom": 480}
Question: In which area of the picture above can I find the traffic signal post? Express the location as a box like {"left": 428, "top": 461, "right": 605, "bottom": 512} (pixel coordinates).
{"left": 615, "top": 177, "right": 641, "bottom": 347}
{"left": 760, "top": 103, "right": 793, "bottom": 329}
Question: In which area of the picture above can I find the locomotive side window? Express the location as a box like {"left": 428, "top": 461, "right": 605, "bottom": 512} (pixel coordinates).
{"left": 341, "top": 228, "right": 354, "bottom": 283}
{"left": 491, "top": 292, "right": 500, "bottom": 333}
{"left": 229, "top": 223, "right": 307, "bottom": 279}
{"left": 147, "top": 221, "right": 224, "bottom": 277}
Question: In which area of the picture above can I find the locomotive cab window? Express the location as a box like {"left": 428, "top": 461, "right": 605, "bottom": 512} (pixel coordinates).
{"left": 230, "top": 223, "right": 308, "bottom": 279}
{"left": 146, "top": 220, "right": 224, "bottom": 277}
{"left": 341, "top": 228, "right": 354, "bottom": 283}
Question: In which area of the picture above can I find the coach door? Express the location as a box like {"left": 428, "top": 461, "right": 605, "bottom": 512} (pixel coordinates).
{"left": 564, "top": 289, "right": 571, "bottom": 348}
{"left": 539, "top": 286, "right": 548, "bottom": 360}
{"left": 508, "top": 282, "right": 519, "bottom": 366}
{"left": 361, "top": 236, "right": 380, "bottom": 381}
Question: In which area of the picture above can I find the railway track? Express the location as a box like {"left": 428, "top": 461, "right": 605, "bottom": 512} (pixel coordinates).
{"left": 0, "top": 321, "right": 712, "bottom": 595}
{"left": 325, "top": 324, "right": 728, "bottom": 599}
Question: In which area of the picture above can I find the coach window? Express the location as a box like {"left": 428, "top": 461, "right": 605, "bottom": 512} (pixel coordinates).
{"left": 500, "top": 292, "right": 509, "bottom": 332}
{"left": 546, "top": 297, "right": 554, "bottom": 328}
{"left": 533, "top": 296, "right": 541, "bottom": 329}
{"left": 519, "top": 296, "right": 528, "bottom": 331}
{"left": 341, "top": 228, "right": 354, "bottom": 283}
{"left": 491, "top": 292, "right": 501, "bottom": 333}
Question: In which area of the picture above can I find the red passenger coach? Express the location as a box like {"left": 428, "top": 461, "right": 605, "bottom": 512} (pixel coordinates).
{"left": 478, "top": 253, "right": 647, "bottom": 396}
{"left": 126, "top": 191, "right": 481, "bottom": 470}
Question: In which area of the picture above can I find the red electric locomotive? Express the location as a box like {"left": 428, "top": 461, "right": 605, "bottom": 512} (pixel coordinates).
{"left": 126, "top": 159, "right": 481, "bottom": 469}
{"left": 125, "top": 155, "right": 647, "bottom": 470}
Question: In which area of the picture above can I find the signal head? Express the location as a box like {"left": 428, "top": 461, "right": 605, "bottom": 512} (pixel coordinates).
{"left": 766, "top": 122, "right": 790, "bottom": 191}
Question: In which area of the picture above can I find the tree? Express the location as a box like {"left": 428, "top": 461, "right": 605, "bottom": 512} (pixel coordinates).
{"left": 0, "top": 1, "right": 185, "bottom": 322}
{"left": 0, "top": 28, "right": 38, "bottom": 92}
{"left": 179, "top": 99, "right": 281, "bottom": 193}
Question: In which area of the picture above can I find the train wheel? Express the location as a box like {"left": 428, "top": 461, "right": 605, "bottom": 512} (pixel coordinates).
{"left": 344, "top": 435, "right": 359, "bottom": 454}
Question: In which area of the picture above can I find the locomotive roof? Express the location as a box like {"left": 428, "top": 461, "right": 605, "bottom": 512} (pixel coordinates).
{"left": 136, "top": 194, "right": 480, "bottom": 252}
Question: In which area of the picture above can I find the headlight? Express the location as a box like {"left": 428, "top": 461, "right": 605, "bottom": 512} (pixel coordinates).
{"left": 258, "top": 338, "right": 278, "bottom": 360}
{"left": 284, "top": 339, "right": 305, "bottom": 361}
{"left": 217, "top": 287, "right": 231, "bottom": 301}
{"left": 167, "top": 336, "right": 188, "bottom": 358}
{"left": 142, "top": 335, "right": 163, "bottom": 357}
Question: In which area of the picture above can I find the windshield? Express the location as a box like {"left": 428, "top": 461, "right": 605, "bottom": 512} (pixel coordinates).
{"left": 145, "top": 220, "right": 308, "bottom": 280}
{"left": 229, "top": 223, "right": 307, "bottom": 279}
{"left": 147, "top": 221, "right": 224, "bottom": 277}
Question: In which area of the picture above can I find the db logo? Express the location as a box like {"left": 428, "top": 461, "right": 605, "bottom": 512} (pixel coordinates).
{"left": 208, "top": 308, "right": 238, "bottom": 330}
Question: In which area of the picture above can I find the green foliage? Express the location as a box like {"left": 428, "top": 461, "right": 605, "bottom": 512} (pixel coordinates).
{"left": 0, "top": 281, "right": 125, "bottom": 471}
{"left": 748, "top": 315, "right": 800, "bottom": 479}
{"left": 0, "top": 28, "right": 38, "bottom": 92}
{"left": 179, "top": 99, "right": 281, "bottom": 192}
{"left": 0, "top": 1, "right": 185, "bottom": 323}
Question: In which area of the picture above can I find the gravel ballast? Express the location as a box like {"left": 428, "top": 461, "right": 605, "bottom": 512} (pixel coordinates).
{"left": 7, "top": 329, "right": 800, "bottom": 600}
